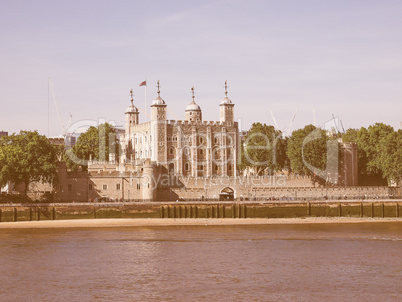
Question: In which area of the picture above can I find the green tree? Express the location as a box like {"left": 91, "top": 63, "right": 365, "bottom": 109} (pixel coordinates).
{"left": 357, "top": 123, "right": 394, "bottom": 175}
{"left": 64, "top": 123, "right": 118, "bottom": 171}
{"left": 287, "top": 125, "right": 334, "bottom": 186}
{"left": 378, "top": 129, "right": 402, "bottom": 185}
{"left": 342, "top": 128, "right": 358, "bottom": 143}
{"left": 240, "top": 123, "right": 287, "bottom": 175}
{"left": 0, "top": 131, "right": 58, "bottom": 194}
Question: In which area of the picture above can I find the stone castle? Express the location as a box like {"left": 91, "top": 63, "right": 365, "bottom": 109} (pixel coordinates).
{"left": 117, "top": 81, "right": 238, "bottom": 178}
{"left": 20, "top": 81, "right": 371, "bottom": 202}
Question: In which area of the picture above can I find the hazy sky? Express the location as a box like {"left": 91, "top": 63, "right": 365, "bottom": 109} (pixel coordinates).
{"left": 1, "top": 0, "right": 401, "bottom": 137}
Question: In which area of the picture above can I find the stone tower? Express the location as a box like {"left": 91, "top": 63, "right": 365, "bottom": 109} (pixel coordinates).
{"left": 150, "top": 81, "right": 167, "bottom": 164}
{"left": 125, "top": 89, "right": 139, "bottom": 131}
{"left": 220, "top": 80, "right": 234, "bottom": 124}
{"left": 124, "top": 90, "right": 139, "bottom": 162}
{"left": 185, "top": 87, "right": 202, "bottom": 122}
{"left": 142, "top": 159, "right": 156, "bottom": 201}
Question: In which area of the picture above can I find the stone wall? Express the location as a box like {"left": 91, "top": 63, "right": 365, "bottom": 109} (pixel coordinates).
{"left": 1, "top": 201, "right": 401, "bottom": 222}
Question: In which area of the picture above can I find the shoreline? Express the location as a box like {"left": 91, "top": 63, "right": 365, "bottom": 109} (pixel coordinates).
{"left": 0, "top": 217, "right": 401, "bottom": 229}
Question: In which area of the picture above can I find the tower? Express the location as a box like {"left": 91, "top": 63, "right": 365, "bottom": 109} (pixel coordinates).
{"left": 150, "top": 80, "right": 167, "bottom": 164}
{"left": 125, "top": 89, "right": 139, "bottom": 131}
{"left": 124, "top": 90, "right": 139, "bottom": 163}
{"left": 185, "top": 87, "right": 202, "bottom": 122}
{"left": 220, "top": 80, "right": 234, "bottom": 124}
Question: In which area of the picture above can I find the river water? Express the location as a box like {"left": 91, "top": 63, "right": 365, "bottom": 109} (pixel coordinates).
{"left": 0, "top": 222, "right": 401, "bottom": 301}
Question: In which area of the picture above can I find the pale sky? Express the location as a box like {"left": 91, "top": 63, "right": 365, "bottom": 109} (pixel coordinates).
{"left": 1, "top": 0, "right": 401, "bottom": 137}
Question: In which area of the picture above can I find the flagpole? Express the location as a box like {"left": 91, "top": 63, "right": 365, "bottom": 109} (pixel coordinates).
{"left": 145, "top": 79, "right": 147, "bottom": 122}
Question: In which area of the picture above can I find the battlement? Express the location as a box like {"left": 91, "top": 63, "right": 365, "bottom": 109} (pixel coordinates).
{"left": 167, "top": 120, "right": 235, "bottom": 127}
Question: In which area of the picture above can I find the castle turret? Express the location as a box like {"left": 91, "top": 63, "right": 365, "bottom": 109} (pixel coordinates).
{"left": 150, "top": 80, "right": 167, "bottom": 163}
{"left": 142, "top": 159, "right": 156, "bottom": 201}
{"left": 185, "top": 87, "right": 202, "bottom": 122}
{"left": 220, "top": 80, "right": 234, "bottom": 124}
{"left": 125, "top": 89, "right": 139, "bottom": 130}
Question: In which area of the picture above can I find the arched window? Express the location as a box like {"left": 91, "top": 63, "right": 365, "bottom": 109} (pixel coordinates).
{"left": 185, "top": 162, "right": 190, "bottom": 171}
{"left": 169, "top": 147, "right": 174, "bottom": 155}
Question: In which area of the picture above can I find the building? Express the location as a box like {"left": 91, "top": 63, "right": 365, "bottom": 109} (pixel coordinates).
{"left": 23, "top": 81, "right": 364, "bottom": 202}
{"left": 0, "top": 131, "right": 8, "bottom": 139}
{"left": 113, "top": 81, "right": 238, "bottom": 178}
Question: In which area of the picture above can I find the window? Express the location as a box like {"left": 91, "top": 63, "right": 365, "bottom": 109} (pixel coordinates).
{"left": 68, "top": 184, "right": 72, "bottom": 191}
{"left": 169, "top": 147, "right": 174, "bottom": 155}
{"left": 89, "top": 184, "right": 93, "bottom": 190}
{"left": 184, "top": 148, "right": 189, "bottom": 155}
{"left": 116, "top": 183, "right": 121, "bottom": 190}
{"left": 185, "top": 162, "right": 190, "bottom": 171}
{"left": 199, "top": 137, "right": 204, "bottom": 143}
{"left": 214, "top": 137, "right": 218, "bottom": 144}
{"left": 215, "top": 165, "right": 218, "bottom": 171}
{"left": 228, "top": 165, "right": 232, "bottom": 171}
{"left": 103, "top": 185, "right": 107, "bottom": 190}
{"left": 199, "top": 149, "right": 203, "bottom": 155}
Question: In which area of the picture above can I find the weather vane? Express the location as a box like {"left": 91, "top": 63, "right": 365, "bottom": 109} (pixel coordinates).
{"left": 130, "top": 89, "right": 134, "bottom": 105}
{"left": 224, "top": 80, "right": 228, "bottom": 97}
{"left": 156, "top": 80, "right": 161, "bottom": 96}
{"left": 191, "top": 86, "right": 195, "bottom": 101}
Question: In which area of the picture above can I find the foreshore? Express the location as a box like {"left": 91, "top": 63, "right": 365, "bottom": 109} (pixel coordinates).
{"left": 0, "top": 217, "right": 401, "bottom": 229}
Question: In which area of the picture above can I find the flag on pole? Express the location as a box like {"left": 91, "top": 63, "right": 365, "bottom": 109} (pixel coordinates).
{"left": 139, "top": 80, "right": 147, "bottom": 86}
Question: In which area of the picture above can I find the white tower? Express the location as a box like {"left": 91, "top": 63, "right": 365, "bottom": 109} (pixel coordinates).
{"left": 150, "top": 80, "right": 167, "bottom": 164}
{"left": 185, "top": 87, "right": 202, "bottom": 122}
{"left": 125, "top": 89, "right": 139, "bottom": 131}
{"left": 220, "top": 80, "right": 234, "bottom": 124}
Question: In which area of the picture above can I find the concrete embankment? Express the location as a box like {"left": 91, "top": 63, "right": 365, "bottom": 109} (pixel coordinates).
{"left": 0, "top": 200, "right": 401, "bottom": 222}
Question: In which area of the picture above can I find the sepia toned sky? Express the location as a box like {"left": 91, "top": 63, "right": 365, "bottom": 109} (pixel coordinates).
{"left": 1, "top": 0, "right": 401, "bottom": 137}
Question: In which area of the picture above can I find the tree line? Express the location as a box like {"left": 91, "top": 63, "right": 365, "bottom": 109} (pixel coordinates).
{"left": 0, "top": 122, "right": 400, "bottom": 195}
{"left": 240, "top": 122, "right": 401, "bottom": 186}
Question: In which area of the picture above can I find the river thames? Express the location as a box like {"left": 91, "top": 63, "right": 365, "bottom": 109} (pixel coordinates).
{"left": 0, "top": 222, "right": 401, "bottom": 301}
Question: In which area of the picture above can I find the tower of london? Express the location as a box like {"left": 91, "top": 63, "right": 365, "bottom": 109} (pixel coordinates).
{"left": 118, "top": 81, "right": 239, "bottom": 178}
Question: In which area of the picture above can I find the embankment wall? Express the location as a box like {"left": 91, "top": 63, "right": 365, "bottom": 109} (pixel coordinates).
{"left": 0, "top": 201, "right": 400, "bottom": 222}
